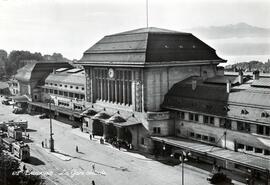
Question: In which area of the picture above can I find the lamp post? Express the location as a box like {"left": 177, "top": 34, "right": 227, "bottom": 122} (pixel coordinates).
{"left": 171, "top": 150, "right": 191, "bottom": 185}
{"left": 49, "top": 99, "right": 54, "bottom": 152}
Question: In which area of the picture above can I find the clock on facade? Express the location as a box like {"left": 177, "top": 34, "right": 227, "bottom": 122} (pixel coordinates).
{"left": 108, "top": 68, "right": 114, "bottom": 78}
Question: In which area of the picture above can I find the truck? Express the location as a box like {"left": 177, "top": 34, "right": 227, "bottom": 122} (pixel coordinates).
{"left": 7, "top": 126, "right": 23, "bottom": 140}
{"left": 12, "top": 141, "right": 30, "bottom": 161}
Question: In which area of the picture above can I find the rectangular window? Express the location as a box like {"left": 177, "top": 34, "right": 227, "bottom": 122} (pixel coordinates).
{"left": 237, "top": 143, "right": 245, "bottom": 149}
{"left": 209, "top": 137, "right": 216, "bottom": 143}
{"left": 49, "top": 89, "right": 53, "bottom": 93}
{"left": 141, "top": 138, "right": 145, "bottom": 145}
{"left": 255, "top": 148, "right": 263, "bottom": 153}
{"left": 257, "top": 125, "right": 264, "bottom": 135}
{"left": 196, "top": 134, "right": 201, "bottom": 139}
{"left": 54, "top": 90, "right": 57, "bottom": 94}
{"left": 237, "top": 121, "right": 250, "bottom": 132}
{"left": 157, "top": 127, "right": 161, "bottom": 134}
{"left": 190, "top": 132, "right": 195, "bottom": 137}
{"left": 69, "top": 92, "right": 74, "bottom": 98}
{"left": 204, "top": 116, "right": 209, "bottom": 124}
{"left": 189, "top": 113, "right": 194, "bottom": 121}
{"left": 265, "top": 150, "right": 270, "bottom": 155}
{"left": 179, "top": 112, "right": 185, "bottom": 120}
{"left": 45, "top": 89, "right": 49, "bottom": 93}
{"left": 202, "top": 135, "right": 208, "bottom": 141}
{"left": 246, "top": 145, "right": 253, "bottom": 151}
{"left": 265, "top": 126, "right": 270, "bottom": 136}
{"left": 64, "top": 92, "right": 68, "bottom": 97}
{"left": 59, "top": 91, "right": 63, "bottom": 96}
{"left": 75, "top": 94, "right": 80, "bottom": 99}
{"left": 195, "top": 114, "right": 199, "bottom": 122}
{"left": 210, "top": 117, "right": 214, "bottom": 124}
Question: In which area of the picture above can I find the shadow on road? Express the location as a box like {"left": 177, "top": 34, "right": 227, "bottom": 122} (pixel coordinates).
{"left": 26, "top": 128, "right": 37, "bottom": 132}
{"left": 27, "top": 156, "right": 45, "bottom": 166}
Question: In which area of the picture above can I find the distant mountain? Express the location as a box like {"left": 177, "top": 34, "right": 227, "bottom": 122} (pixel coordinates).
{"left": 190, "top": 22, "right": 270, "bottom": 39}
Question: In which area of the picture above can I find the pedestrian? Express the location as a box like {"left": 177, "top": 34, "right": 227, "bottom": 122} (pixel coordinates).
{"left": 92, "top": 134, "right": 95, "bottom": 138}
{"left": 45, "top": 139, "right": 47, "bottom": 148}
{"left": 27, "top": 133, "right": 29, "bottom": 139}
{"left": 41, "top": 141, "right": 44, "bottom": 148}
{"left": 76, "top": 145, "right": 79, "bottom": 152}
{"left": 23, "top": 165, "right": 27, "bottom": 173}
{"left": 89, "top": 134, "right": 92, "bottom": 140}
{"left": 92, "top": 163, "right": 95, "bottom": 172}
{"left": 92, "top": 180, "right": 95, "bottom": 185}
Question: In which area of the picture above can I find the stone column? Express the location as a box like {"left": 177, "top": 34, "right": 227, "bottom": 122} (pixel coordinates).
{"left": 115, "top": 80, "right": 118, "bottom": 103}
{"left": 123, "top": 72, "right": 126, "bottom": 105}
{"left": 108, "top": 80, "right": 110, "bottom": 102}
{"left": 101, "top": 78, "right": 104, "bottom": 100}
{"left": 103, "top": 123, "right": 109, "bottom": 140}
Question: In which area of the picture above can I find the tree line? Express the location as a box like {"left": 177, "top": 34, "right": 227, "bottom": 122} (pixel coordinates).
{"left": 0, "top": 49, "right": 71, "bottom": 78}
{"left": 224, "top": 60, "right": 270, "bottom": 73}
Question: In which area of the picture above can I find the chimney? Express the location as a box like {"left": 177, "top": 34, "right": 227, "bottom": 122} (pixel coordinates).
{"left": 253, "top": 70, "right": 259, "bottom": 80}
{"left": 226, "top": 80, "right": 231, "bottom": 93}
{"left": 238, "top": 70, "right": 243, "bottom": 84}
{"left": 192, "top": 80, "right": 197, "bottom": 90}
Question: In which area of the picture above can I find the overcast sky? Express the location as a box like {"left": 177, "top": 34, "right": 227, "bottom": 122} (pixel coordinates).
{"left": 1, "top": 0, "right": 270, "bottom": 60}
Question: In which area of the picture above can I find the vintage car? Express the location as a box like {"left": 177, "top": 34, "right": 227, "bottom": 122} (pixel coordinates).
{"left": 207, "top": 172, "right": 232, "bottom": 184}
{"left": 39, "top": 113, "right": 49, "bottom": 119}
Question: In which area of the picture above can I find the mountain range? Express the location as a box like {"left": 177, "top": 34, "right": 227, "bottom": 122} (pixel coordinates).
{"left": 189, "top": 22, "right": 270, "bottom": 39}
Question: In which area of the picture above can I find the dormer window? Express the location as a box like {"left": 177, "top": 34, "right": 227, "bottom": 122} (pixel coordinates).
{"left": 261, "top": 112, "right": 269, "bottom": 118}
{"left": 241, "top": 109, "right": 248, "bottom": 115}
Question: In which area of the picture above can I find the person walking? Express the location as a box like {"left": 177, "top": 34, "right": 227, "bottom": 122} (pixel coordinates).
{"left": 23, "top": 165, "right": 27, "bottom": 173}
{"left": 92, "top": 180, "right": 95, "bottom": 185}
{"left": 76, "top": 145, "right": 79, "bottom": 153}
{"left": 89, "top": 134, "right": 92, "bottom": 140}
{"left": 92, "top": 163, "right": 95, "bottom": 173}
{"left": 41, "top": 141, "right": 44, "bottom": 148}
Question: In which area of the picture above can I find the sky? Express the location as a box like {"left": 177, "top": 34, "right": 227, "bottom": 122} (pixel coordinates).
{"left": 0, "top": 0, "right": 270, "bottom": 60}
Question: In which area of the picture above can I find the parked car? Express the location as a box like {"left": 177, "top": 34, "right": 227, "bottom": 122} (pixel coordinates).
{"left": 2, "top": 100, "right": 10, "bottom": 105}
{"left": 12, "top": 108, "right": 24, "bottom": 114}
{"left": 39, "top": 113, "right": 49, "bottom": 119}
{"left": 207, "top": 172, "right": 232, "bottom": 184}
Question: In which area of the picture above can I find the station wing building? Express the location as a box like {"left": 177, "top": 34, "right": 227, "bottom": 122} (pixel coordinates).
{"left": 78, "top": 27, "right": 225, "bottom": 152}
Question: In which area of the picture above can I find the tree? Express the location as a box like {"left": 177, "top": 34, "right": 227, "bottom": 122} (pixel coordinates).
{"left": 0, "top": 144, "right": 44, "bottom": 185}
{"left": 6, "top": 50, "right": 44, "bottom": 76}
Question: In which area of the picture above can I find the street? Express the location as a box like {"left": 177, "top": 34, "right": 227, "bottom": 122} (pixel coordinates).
{"left": 0, "top": 98, "right": 241, "bottom": 185}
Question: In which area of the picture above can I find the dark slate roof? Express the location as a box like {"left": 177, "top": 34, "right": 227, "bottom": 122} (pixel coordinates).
{"left": 15, "top": 62, "right": 73, "bottom": 82}
{"left": 79, "top": 27, "right": 225, "bottom": 66}
{"left": 163, "top": 76, "right": 270, "bottom": 123}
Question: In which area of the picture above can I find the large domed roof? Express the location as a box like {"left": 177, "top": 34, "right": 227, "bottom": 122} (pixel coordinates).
{"left": 79, "top": 27, "right": 225, "bottom": 66}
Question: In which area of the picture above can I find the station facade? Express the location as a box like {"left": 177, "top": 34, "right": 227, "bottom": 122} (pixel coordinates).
{"left": 78, "top": 27, "right": 225, "bottom": 152}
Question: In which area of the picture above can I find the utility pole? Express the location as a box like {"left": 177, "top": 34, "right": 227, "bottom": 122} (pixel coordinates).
{"left": 49, "top": 100, "right": 54, "bottom": 152}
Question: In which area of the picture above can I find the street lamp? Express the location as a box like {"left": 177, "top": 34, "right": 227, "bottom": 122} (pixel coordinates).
{"left": 48, "top": 99, "right": 54, "bottom": 152}
{"left": 171, "top": 150, "right": 191, "bottom": 185}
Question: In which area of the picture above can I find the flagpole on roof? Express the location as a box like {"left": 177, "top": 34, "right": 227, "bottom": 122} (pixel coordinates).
{"left": 146, "top": 0, "right": 149, "bottom": 28}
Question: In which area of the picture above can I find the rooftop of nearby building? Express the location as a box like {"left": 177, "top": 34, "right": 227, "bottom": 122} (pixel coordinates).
{"left": 45, "top": 68, "right": 85, "bottom": 86}
{"left": 15, "top": 61, "right": 72, "bottom": 82}
{"left": 79, "top": 27, "right": 225, "bottom": 66}
{"left": 163, "top": 74, "right": 270, "bottom": 123}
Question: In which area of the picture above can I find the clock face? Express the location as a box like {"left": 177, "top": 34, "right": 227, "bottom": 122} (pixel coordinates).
{"left": 108, "top": 68, "right": 114, "bottom": 78}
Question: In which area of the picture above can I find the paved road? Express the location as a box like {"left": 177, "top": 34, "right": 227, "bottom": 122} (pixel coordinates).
{"left": 0, "top": 98, "right": 239, "bottom": 185}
